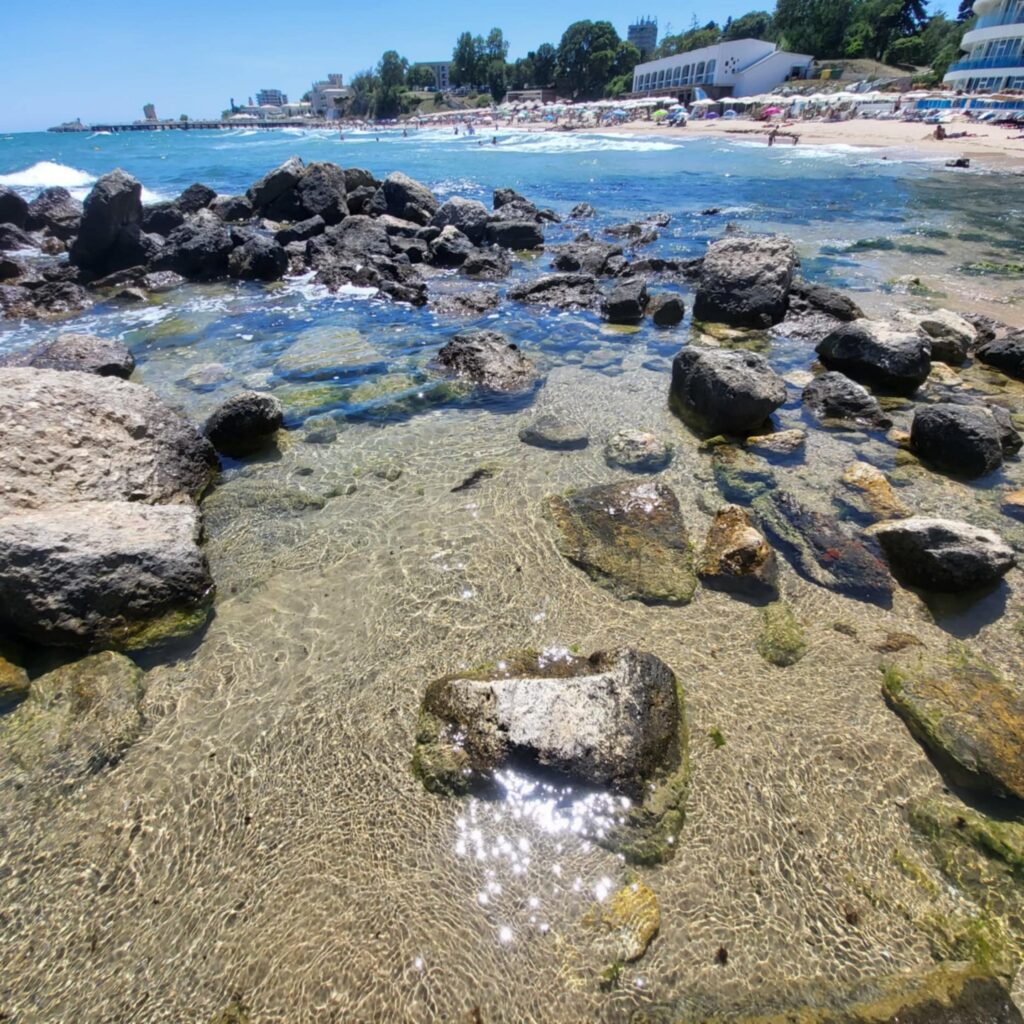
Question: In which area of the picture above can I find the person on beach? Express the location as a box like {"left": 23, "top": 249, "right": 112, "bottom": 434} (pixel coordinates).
{"left": 933, "top": 124, "right": 947, "bottom": 141}
{"left": 768, "top": 126, "right": 779, "bottom": 147}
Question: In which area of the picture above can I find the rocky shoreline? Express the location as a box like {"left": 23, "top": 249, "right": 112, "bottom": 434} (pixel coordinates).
{"left": 0, "top": 158, "right": 1022, "bottom": 1020}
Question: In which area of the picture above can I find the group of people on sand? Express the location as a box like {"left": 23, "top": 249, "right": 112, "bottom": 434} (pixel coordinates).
{"left": 767, "top": 125, "right": 799, "bottom": 146}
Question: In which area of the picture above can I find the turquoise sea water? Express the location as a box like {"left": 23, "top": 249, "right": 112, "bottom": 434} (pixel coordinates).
{"left": 0, "top": 128, "right": 1023, "bottom": 1022}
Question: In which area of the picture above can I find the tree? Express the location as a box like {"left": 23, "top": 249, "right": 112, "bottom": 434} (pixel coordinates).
{"left": 612, "top": 41, "right": 642, "bottom": 80}
{"left": 451, "top": 31, "right": 485, "bottom": 88}
{"left": 773, "top": 0, "right": 856, "bottom": 58}
{"left": 408, "top": 64, "right": 437, "bottom": 90}
{"left": 843, "top": 0, "right": 930, "bottom": 61}
{"left": 722, "top": 11, "right": 775, "bottom": 41}
{"left": 486, "top": 57, "right": 507, "bottom": 103}
{"left": 485, "top": 27, "right": 509, "bottom": 61}
{"left": 509, "top": 56, "right": 533, "bottom": 90}
{"left": 656, "top": 21, "right": 722, "bottom": 57}
{"left": 377, "top": 50, "right": 408, "bottom": 89}
{"left": 532, "top": 43, "right": 557, "bottom": 86}
{"left": 957, "top": 0, "right": 975, "bottom": 20}
{"left": 348, "top": 69, "right": 379, "bottom": 117}
{"left": 555, "top": 20, "right": 622, "bottom": 99}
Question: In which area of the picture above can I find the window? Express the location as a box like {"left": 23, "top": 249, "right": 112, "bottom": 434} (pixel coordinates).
{"left": 696, "top": 62, "right": 706, "bottom": 84}
{"left": 682, "top": 64, "right": 692, "bottom": 84}
{"left": 672, "top": 66, "right": 682, "bottom": 85}
{"left": 705, "top": 59, "right": 716, "bottom": 83}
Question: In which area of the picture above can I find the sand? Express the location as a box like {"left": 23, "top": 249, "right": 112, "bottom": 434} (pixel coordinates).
{"left": 581, "top": 117, "right": 1024, "bottom": 170}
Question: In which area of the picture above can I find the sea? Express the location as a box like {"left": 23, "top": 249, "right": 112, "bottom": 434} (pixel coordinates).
{"left": 0, "top": 126, "right": 1022, "bottom": 1022}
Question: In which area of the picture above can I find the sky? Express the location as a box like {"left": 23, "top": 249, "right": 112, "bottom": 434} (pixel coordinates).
{"left": 1, "top": 0, "right": 959, "bottom": 132}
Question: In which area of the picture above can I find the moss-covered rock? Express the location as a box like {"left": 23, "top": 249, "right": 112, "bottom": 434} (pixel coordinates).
{"left": 584, "top": 880, "right": 660, "bottom": 963}
{"left": 698, "top": 504, "right": 778, "bottom": 600}
{"left": 757, "top": 602, "right": 807, "bottom": 667}
{"left": 413, "top": 649, "right": 690, "bottom": 864}
{"left": 0, "top": 652, "right": 145, "bottom": 785}
{"left": 545, "top": 480, "right": 697, "bottom": 604}
{"left": 0, "top": 644, "right": 29, "bottom": 703}
{"left": 882, "top": 652, "right": 1024, "bottom": 799}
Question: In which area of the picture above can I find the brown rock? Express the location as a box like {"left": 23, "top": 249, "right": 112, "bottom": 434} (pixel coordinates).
{"left": 697, "top": 504, "right": 778, "bottom": 599}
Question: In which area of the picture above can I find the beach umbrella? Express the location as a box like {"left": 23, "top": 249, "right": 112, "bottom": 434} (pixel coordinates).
{"left": 763, "top": 106, "right": 783, "bottom": 115}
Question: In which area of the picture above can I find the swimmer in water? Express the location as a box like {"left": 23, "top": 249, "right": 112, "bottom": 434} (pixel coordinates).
{"left": 492, "top": 136, "right": 497, "bottom": 145}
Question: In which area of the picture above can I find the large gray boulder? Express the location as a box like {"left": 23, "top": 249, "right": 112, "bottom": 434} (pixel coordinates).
{"left": 487, "top": 220, "right": 544, "bottom": 250}
{"left": 162, "top": 212, "right": 233, "bottom": 279}
{"left": 911, "top": 402, "right": 1020, "bottom": 478}
{"left": 692, "top": 235, "right": 797, "bottom": 328}
{"left": 0, "top": 333, "right": 134, "bottom": 378}
{"left": 894, "top": 308, "right": 976, "bottom": 365}
{"left": 227, "top": 235, "right": 288, "bottom": 281}
{"left": 413, "top": 648, "right": 680, "bottom": 797}
{"left": 508, "top": 273, "right": 601, "bottom": 311}
{"left": 381, "top": 172, "right": 438, "bottom": 225}
{"left": 867, "top": 517, "right": 1016, "bottom": 591}
{"left": 603, "top": 278, "right": 649, "bottom": 324}
{"left": 434, "top": 330, "right": 537, "bottom": 392}
{"left": 816, "top": 320, "right": 931, "bottom": 394}
{"left": 431, "top": 197, "right": 490, "bottom": 245}
{"left": 802, "top": 371, "right": 892, "bottom": 430}
{"left": 429, "top": 225, "right": 474, "bottom": 267}
{"left": 69, "top": 169, "right": 143, "bottom": 271}
{"left": 0, "top": 367, "right": 217, "bottom": 515}
{"left": 204, "top": 391, "right": 283, "bottom": 457}
{"left": 293, "top": 162, "right": 348, "bottom": 225}
{"left": 246, "top": 156, "right": 304, "bottom": 209}
{"left": 671, "top": 347, "right": 787, "bottom": 436}
{"left": 0, "top": 501, "right": 214, "bottom": 649}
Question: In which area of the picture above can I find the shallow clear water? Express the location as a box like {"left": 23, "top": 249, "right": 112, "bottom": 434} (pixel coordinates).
{"left": 0, "top": 129, "right": 1022, "bottom": 1022}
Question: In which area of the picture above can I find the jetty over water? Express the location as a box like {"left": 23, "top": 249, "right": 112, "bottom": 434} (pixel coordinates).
{"left": 48, "top": 119, "right": 338, "bottom": 133}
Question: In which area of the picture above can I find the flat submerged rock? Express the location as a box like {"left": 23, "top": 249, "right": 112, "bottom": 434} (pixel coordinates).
{"left": 545, "top": 480, "right": 697, "bottom": 604}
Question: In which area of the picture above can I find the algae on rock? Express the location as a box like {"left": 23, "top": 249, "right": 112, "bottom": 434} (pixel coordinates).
{"left": 757, "top": 602, "right": 807, "bottom": 667}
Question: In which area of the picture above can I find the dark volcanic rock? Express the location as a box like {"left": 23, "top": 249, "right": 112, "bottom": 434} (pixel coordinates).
{"left": 671, "top": 347, "right": 787, "bottom": 436}
{"left": 816, "top": 320, "right": 931, "bottom": 394}
{"left": 462, "top": 248, "right": 512, "bottom": 280}
{"left": 507, "top": 273, "right": 601, "bottom": 311}
{"left": 141, "top": 202, "right": 186, "bottom": 236}
{"left": 274, "top": 215, "right": 325, "bottom": 246}
{"left": 802, "top": 371, "right": 892, "bottom": 430}
{"left": 204, "top": 391, "right": 283, "bottom": 457}
{"left": 69, "top": 169, "right": 143, "bottom": 271}
{"left": 692, "top": 235, "right": 797, "bottom": 328}
{"left": 429, "top": 225, "right": 474, "bottom": 266}
{"left": 0, "top": 502, "right": 213, "bottom": 650}
{"left": 486, "top": 220, "right": 544, "bottom": 250}
{"left": 550, "top": 239, "right": 623, "bottom": 276}
{"left": 25, "top": 187, "right": 83, "bottom": 239}
{"left": 910, "top": 403, "right": 1016, "bottom": 478}
{"left": 227, "top": 235, "right": 288, "bottom": 282}
{"left": 868, "top": 517, "right": 1016, "bottom": 591}
{"left": 247, "top": 156, "right": 304, "bottom": 209}
{"left": 545, "top": 479, "right": 697, "bottom": 604}
{"left": 319, "top": 215, "right": 392, "bottom": 261}
{"left": 788, "top": 279, "right": 863, "bottom": 322}
{"left": 163, "top": 215, "right": 233, "bottom": 279}
{"left": 0, "top": 186, "right": 29, "bottom": 228}
{"left": 0, "top": 333, "right": 134, "bottom": 378}
{"left": 293, "top": 162, "right": 348, "bottom": 225}
{"left": 176, "top": 182, "right": 217, "bottom": 214}
{"left": 382, "top": 172, "right": 438, "bottom": 225}
{"left": 568, "top": 202, "right": 596, "bottom": 219}
{"left": 435, "top": 330, "right": 537, "bottom": 392}
{"left": 648, "top": 293, "right": 685, "bottom": 326}
{"left": 0, "top": 223, "right": 37, "bottom": 251}
{"left": 975, "top": 330, "right": 1024, "bottom": 381}
{"left": 209, "top": 195, "right": 254, "bottom": 223}
{"left": 603, "top": 278, "right": 649, "bottom": 324}
{"left": 431, "top": 197, "right": 490, "bottom": 245}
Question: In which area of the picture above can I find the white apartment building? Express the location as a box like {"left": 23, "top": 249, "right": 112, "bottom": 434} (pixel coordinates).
{"left": 943, "top": 0, "right": 1024, "bottom": 92}
{"left": 631, "top": 39, "right": 813, "bottom": 101}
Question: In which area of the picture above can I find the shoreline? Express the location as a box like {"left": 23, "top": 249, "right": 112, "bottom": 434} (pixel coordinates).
{"left": 574, "top": 117, "right": 1024, "bottom": 171}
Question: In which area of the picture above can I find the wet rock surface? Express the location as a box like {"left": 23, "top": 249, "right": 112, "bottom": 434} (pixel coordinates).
{"left": 697, "top": 504, "right": 778, "bottom": 599}
{"left": 507, "top": 273, "right": 602, "bottom": 311}
{"left": 883, "top": 652, "right": 1024, "bottom": 800}
{"left": 975, "top": 330, "right": 1024, "bottom": 380}
{"left": 911, "top": 403, "right": 1019, "bottom": 478}
{"left": 867, "top": 517, "right": 1016, "bottom": 591}
{"left": 0, "top": 332, "right": 135, "bottom": 378}
{"left": 518, "top": 414, "right": 589, "bottom": 451}
{"left": 0, "top": 501, "right": 214, "bottom": 649}
{"left": 693, "top": 234, "right": 797, "bottom": 328}
{"left": 0, "top": 651, "right": 146, "bottom": 786}
{"left": 803, "top": 371, "right": 892, "bottom": 431}
{"left": 816, "top": 320, "right": 932, "bottom": 394}
{"left": 603, "top": 430, "right": 673, "bottom": 472}
{"left": 434, "top": 330, "right": 538, "bottom": 392}
{"left": 671, "top": 347, "right": 787, "bottom": 436}
{"left": 204, "top": 391, "right": 284, "bottom": 457}
{"left": 546, "top": 480, "right": 697, "bottom": 604}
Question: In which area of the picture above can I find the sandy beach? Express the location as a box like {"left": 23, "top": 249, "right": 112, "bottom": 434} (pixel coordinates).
{"left": 591, "top": 116, "right": 1024, "bottom": 169}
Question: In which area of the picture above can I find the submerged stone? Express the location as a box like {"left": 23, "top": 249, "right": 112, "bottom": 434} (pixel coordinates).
{"left": 757, "top": 601, "right": 806, "bottom": 667}
{"left": 603, "top": 430, "right": 673, "bottom": 472}
{"left": 585, "top": 881, "right": 660, "bottom": 963}
{"left": 0, "top": 648, "right": 29, "bottom": 703}
{"left": 883, "top": 652, "right": 1024, "bottom": 800}
{"left": 840, "top": 461, "right": 911, "bottom": 523}
{"left": 518, "top": 413, "right": 589, "bottom": 451}
{"left": 434, "top": 330, "right": 538, "bottom": 392}
{"left": 273, "top": 327, "right": 386, "bottom": 381}
{"left": 545, "top": 480, "right": 697, "bottom": 604}
{"left": 0, "top": 652, "right": 145, "bottom": 785}
{"left": 413, "top": 648, "right": 689, "bottom": 863}
{"left": 697, "top": 504, "right": 778, "bottom": 600}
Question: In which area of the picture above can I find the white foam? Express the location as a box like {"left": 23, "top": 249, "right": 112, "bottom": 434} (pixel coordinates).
{"left": 0, "top": 161, "right": 97, "bottom": 193}
{"left": 487, "top": 132, "right": 680, "bottom": 154}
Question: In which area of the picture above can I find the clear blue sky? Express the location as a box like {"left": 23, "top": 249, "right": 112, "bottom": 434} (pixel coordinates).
{"left": 1, "top": 0, "right": 958, "bottom": 131}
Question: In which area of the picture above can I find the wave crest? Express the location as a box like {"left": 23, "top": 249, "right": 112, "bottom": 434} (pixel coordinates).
{"left": 0, "top": 160, "right": 98, "bottom": 192}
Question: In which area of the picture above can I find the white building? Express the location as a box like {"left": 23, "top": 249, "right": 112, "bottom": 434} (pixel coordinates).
{"left": 416, "top": 61, "right": 452, "bottom": 91}
{"left": 311, "top": 75, "right": 351, "bottom": 119}
{"left": 631, "top": 39, "right": 813, "bottom": 101}
{"left": 943, "top": 0, "right": 1024, "bottom": 92}
{"left": 256, "top": 88, "right": 288, "bottom": 107}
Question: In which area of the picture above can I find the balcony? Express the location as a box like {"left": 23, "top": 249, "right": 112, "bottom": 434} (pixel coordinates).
{"left": 972, "top": 9, "right": 1024, "bottom": 28}
{"left": 948, "top": 54, "right": 1024, "bottom": 71}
